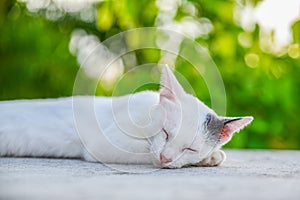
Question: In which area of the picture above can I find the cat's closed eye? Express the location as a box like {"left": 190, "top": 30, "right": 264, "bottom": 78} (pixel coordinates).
{"left": 182, "top": 148, "right": 197, "bottom": 152}
{"left": 205, "top": 114, "right": 212, "bottom": 126}
{"left": 162, "top": 128, "right": 169, "bottom": 141}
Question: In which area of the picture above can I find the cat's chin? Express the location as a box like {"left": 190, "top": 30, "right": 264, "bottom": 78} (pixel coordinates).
{"left": 150, "top": 156, "right": 194, "bottom": 169}
{"left": 158, "top": 161, "right": 187, "bottom": 169}
{"left": 162, "top": 165, "right": 182, "bottom": 169}
{"left": 151, "top": 159, "right": 181, "bottom": 169}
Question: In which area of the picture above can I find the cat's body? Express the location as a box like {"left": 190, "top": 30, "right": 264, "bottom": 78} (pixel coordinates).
{"left": 0, "top": 66, "right": 253, "bottom": 168}
{"left": 0, "top": 92, "right": 160, "bottom": 164}
{"left": 0, "top": 97, "right": 83, "bottom": 159}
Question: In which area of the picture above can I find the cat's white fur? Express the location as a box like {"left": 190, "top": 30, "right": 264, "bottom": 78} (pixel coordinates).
{"left": 0, "top": 66, "right": 253, "bottom": 168}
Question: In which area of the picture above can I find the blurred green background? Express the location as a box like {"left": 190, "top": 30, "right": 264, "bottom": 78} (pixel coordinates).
{"left": 0, "top": 0, "right": 299, "bottom": 149}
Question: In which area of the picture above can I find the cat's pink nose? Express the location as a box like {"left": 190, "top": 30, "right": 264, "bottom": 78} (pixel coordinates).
{"left": 160, "top": 153, "right": 172, "bottom": 164}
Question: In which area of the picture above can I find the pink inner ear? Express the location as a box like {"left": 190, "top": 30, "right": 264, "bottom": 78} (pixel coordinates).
{"left": 219, "top": 117, "right": 253, "bottom": 143}
{"left": 160, "top": 88, "right": 176, "bottom": 102}
{"left": 159, "top": 65, "right": 186, "bottom": 103}
{"left": 220, "top": 126, "right": 230, "bottom": 142}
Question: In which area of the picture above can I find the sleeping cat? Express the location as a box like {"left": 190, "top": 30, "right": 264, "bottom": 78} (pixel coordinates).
{"left": 0, "top": 66, "right": 253, "bottom": 168}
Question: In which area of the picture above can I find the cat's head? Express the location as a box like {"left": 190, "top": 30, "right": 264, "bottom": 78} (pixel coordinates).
{"left": 150, "top": 66, "right": 253, "bottom": 168}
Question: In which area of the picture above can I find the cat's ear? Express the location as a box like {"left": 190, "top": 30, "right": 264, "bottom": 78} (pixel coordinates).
{"left": 159, "top": 65, "right": 185, "bottom": 102}
{"left": 220, "top": 116, "right": 253, "bottom": 143}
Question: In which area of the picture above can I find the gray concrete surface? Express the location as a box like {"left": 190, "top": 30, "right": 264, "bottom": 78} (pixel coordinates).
{"left": 1, "top": 150, "right": 300, "bottom": 200}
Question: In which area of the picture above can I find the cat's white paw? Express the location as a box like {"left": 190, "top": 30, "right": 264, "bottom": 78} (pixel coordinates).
{"left": 198, "top": 150, "right": 226, "bottom": 167}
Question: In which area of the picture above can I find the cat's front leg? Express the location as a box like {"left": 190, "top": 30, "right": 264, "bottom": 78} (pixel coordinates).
{"left": 198, "top": 150, "right": 226, "bottom": 167}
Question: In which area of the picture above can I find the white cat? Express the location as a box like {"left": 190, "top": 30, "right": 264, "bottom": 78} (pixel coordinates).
{"left": 0, "top": 66, "right": 253, "bottom": 168}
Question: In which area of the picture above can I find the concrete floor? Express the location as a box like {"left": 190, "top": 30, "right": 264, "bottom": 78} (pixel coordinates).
{"left": 1, "top": 150, "right": 300, "bottom": 200}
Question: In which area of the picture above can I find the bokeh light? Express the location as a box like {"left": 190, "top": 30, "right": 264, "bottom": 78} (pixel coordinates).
{"left": 1, "top": 0, "right": 300, "bottom": 149}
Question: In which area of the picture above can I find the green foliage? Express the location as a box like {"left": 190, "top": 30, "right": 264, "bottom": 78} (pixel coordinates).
{"left": 0, "top": 2, "right": 78, "bottom": 99}
{"left": 0, "top": 0, "right": 299, "bottom": 149}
